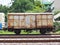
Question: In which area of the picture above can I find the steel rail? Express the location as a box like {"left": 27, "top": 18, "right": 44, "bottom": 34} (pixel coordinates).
{"left": 0, "top": 35, "right": 60, "bottom": 38}
{"left": 0, "top": 35, "right": 60, "bottom": 43}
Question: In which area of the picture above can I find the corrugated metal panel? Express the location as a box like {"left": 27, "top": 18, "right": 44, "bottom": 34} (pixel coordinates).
{"left": 42, "top": 15, "right": 47, "bottom": 19}
{"left": 48, "top": 15, "right": 53, "bottom": 19}
{"left": 8, "top": 20, "right": 14, "bottom": 28}
{"left": 36, "top": 15, "right": 41, "bottom": 28}
{"left": 25, "top": 16, "right": 30, "bottom": 28}
{"left": 14, "top": 16, "right": 19, "bottom": 28}
{"left": 8, "top": 13, "right": 53, "bottom": 29}
{"left": 37, "top": 20, "right": 41, "bottom": 28}
{"left": 42, "top": 20, "right": 47, "bottom": 26}
{"left": 36, "top": 15, "right": 41, "bottom": 19}
{"left": 8, "top": 15, "right": 14, "bottom": 19}
{"left": 14, "top": 20, "right": 19, "bottom": 28}
{"left": 19, "top": 16, "right": 25, "bottom": 28}
{"left": 30, "top": 15, "right": 35, "bottom": 28}
{"left": 25, "top": 15, "right": 35, "bottom": 28}
{"left": 48, "top": 19, "right": 53, "bottom": 26}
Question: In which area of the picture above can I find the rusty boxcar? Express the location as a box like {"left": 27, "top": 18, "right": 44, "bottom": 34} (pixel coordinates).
{"left": 8, "top": 13, "right": 53, "bottom": 34}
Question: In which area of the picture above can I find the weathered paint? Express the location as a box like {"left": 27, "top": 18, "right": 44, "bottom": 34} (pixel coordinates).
{"left": 8, "top": 13, "right": 53, "bottom": 29}
{"left": 0, "top": 13, "right": 5, "bottom": 29}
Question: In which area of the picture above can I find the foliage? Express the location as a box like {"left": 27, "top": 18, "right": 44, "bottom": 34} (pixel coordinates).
{"left": 9, "top": 0, "right": 34, "bottom": 12}
{"left": 0, "top": 30, "right": 40, "bottom": 34}
{"left": 54, "top": 11, "right": 60, "bottom": 15}
{"left": 0, "top": 5, "right": 9, "bottom": 14}
{"left": 0, "top": 0, "right": 46, "bottom": 13}
{"left": 54, "top": 22, "right": 60, "bottom": 30}
{"left": 54, "top": 22, "right": 60, "bottom": 26}
{"left": 26, "top": 6, "right": 45, "bottom": 13}
{"left": 55, "top": 17, "right": 60, "bottom": 21}
{"left": 26, "top": 0, "right": 45, "bottom": 12}
{"left": 9, "top": 0, "right": 46, "bottom": 13}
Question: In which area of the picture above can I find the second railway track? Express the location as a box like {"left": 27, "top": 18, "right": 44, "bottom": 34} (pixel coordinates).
{"left": 0, "top": 34, "right": 60, "bottom": 38}
{"left": 0, "top": 35, "right": 60, "bottom": 43}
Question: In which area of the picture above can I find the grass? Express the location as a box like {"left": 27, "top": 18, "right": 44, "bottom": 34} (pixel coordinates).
{"left": 0, "top": 30, "right": 40, "bottom": 34}
{"left": 0, "top": 30, "right": 60, "bottom": 34}
{"left": 0, "top": 30, "right": 15, "bottom": 34}
{"left": 21, "top": 30, "right": 40, "bottom": 34}
{"left": 54, "top": 30, "right": 60, "bottom": 34}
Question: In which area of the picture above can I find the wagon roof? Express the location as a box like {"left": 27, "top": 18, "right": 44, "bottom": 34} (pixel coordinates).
{"left": 8, "top": 13, "right": 54, "bottom": 15}
{"left": 0, "top": 13, "right": 4, "bottom": 15}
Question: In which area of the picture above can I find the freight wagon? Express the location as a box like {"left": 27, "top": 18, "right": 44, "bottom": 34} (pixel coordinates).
{"left": 8, "top": 13, "right": 53, "bottom": 34}
{"left": 0, "top": 13, "right": 5, "bottom": 30}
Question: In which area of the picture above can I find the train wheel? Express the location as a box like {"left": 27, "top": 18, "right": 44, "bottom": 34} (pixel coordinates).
{"left": 40, "top": 29, "right": 46, "bottom": 35}
{"left": 14, "top": 30, "right": 21, "bottom": 35}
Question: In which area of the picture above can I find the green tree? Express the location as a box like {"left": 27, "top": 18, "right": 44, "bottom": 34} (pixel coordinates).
{"left": 10, "top": 0, "right": 34, "bottom": 12}
{"left": 0, "top": 5, "right": 9, "bottom": 22}
{"left": 0, "top": 5, "right": 9, "bottom": 14}
{"left": 26, "top": 0, "right": 45, "bottom": 12}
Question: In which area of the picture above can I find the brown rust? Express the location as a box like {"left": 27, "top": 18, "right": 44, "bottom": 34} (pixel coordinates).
{"left": 8, "top": 13, "right": 53, "bottom": 29}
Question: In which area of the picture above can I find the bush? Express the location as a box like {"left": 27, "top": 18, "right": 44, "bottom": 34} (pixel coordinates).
{"left": 26, "top": 6, "right": 45, "bottom": 13}
{"left": 54, "top": 22, "right": 60, "bottom": 31}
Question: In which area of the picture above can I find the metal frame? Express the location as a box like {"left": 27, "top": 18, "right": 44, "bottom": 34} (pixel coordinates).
{"left": 8, "top": 13, "right": 53, "bottom": 30}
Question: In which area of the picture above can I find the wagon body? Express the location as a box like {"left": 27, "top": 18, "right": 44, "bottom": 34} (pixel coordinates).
{"left": 0, "top": 13, "right": 5, "bottom": 29}
{"left": 8, "top": 13, "right": 53, "bottom": 34}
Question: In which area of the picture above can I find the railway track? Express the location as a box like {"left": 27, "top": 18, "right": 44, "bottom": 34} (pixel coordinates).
{"left": 0, "top": 35, "right": 60, "bottom": 43}
{"left": 0, "top": 34, "right": 60, "bottom": 38}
